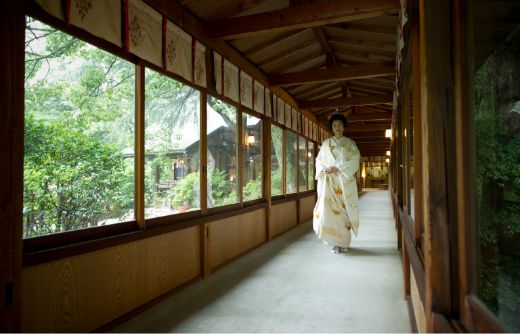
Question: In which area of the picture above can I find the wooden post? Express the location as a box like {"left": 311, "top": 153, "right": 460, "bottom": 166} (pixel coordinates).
{"left": 411, "top": 0, "right": 424, "bottom": 247}
{"left": 135, "top": 63, "right": 145, "bottom": 229}
{"left": 453, "top": 0, "right": 479, "bottom": 329}
{"left": 0, "top": 1, "right": 24, "bottom": 331}
{"left": 200, "top": 91, "right": 210, "bottom": 277}
{"left": 237, "top": 109, "right": 243, "bottom": 206}
{"left": 263, "top": 118, "right": 272, "bottom": 240}
{"left": 419, "top": 0, "right": 458, "bottom": 331}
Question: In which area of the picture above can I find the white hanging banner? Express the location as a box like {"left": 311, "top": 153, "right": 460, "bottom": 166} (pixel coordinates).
{"left": 223, "top": 59, "right": 239, "bottom": 102}
{"left": 193, "top": 40, "right": 206, "bottom": 88}
{"left": 285, "top": 103, "right": 292, "bottom": 128}
{"left": 214, "top": 51, "right": 222, "bottom": 95}
{"left": 253, "top": 81, "right": 264, "bottom": 114}
{"left": 277, "top": 97, "right": 285, "bottom": 125}
{"left": 264, "top": 88, "right": 272, "bottom": 118}
{"left": 69, "top": 0, "right": 121, "bottom": 47}
{"left": 165, "top": 21, "right": 192, "bottom": 81}
{"left": 36, "top": 0, "right": 64, "bottom": 20}
{"left": 292, "top": 109, "right": 298, "bottom": 131}
{"left": 240, "top": 71, "right": 253, "bottom": 109}
{"left": 126, "top": 0, "right": 162, "bottom": 67}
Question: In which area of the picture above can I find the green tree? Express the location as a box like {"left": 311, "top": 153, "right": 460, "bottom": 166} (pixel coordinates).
{"left": 23, "top": 117, "right": 131, "bottom": 238}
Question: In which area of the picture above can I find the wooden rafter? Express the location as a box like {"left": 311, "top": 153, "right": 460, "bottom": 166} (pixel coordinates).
{"left": 206, "top": 0, "right": 400, "bottom": 40}
{"left": 300, "top": 93, "right": 393, "bottom": 109}
{"left": 312, "top": 26, "right": 336, "bottom": 67}
{"left": 270, "top": 63, "right": 394, "bottom": 86}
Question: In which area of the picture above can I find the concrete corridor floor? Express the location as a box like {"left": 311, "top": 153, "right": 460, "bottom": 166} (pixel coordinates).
{"left": 112, "top": 190, "right": 411, "bottom": 333}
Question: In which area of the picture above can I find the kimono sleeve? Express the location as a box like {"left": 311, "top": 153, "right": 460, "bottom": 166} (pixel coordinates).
{"left": 336, "top": 140, "right": 360, "bottom": 178}
{"left": 315, "top": 140, "right": 327, "bottom": 180}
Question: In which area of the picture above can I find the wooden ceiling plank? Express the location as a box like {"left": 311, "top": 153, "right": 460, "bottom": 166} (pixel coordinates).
{"left": 299, "top": 93, "right": 393, "bottom": 109}
{"left": 206, "top": 0, "right": 263, "bottom": 20}
{"left": 347, "top": 111, "right": 392, "bottom": 122}
{"left": 242, "top": 30, "right": 302, "bottom": 57}
{"left": 267, "top": 51, "right": 324, "bottom": 74}
{"left": 257, "top": 38, "right": 317, "bottom": 67}
{"left": 328, "top": 36, "right": 396, "bottom": 52}
{"left": 270, "top": 63, "right": 394, "bottom": 86}
{"left": 206, "top": 0, "right": 400, "bottom": 40}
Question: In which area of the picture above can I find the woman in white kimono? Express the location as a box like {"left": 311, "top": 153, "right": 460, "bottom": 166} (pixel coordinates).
{"left": 313, "top": 113, "right": 360, "bottom": 253}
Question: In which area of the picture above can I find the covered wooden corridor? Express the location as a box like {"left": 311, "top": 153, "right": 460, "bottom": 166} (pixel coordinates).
{"left": 112, "top": 190, "right": 411, "bottom": 333}
{"left": 2, "top": 0, "right": 520, "bottom": 332}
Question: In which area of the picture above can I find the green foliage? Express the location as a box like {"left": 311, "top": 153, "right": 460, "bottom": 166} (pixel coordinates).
{"left": 243, "top": 177, "right": 262, "bottom": 201}
{"left": 211, "top": 169, "right": 238, "bottom": 206}
{"left": 171, "top": 171, "right": 199, "bottom": 208}
{"left": 23, "top": 116, "right": 131, "bottom": 238}
{"left": 170, "top": 169, "right": 238, "bottom": 208}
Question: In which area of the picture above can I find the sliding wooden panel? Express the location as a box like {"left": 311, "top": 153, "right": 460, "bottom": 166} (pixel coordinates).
{"left": 207, "top": 208, "right": 266, "bottom": 271}
{"left": 270, "top": 201, "right": 298, "bottom": 238}
{"left": 21, "top": 227, "right": 201, "bottom": 332}
{"left": 299, "top": 194, "right": 316, "bottom": 223}
{"left": 411, "top": 268, "right": 427, "bottom": 333}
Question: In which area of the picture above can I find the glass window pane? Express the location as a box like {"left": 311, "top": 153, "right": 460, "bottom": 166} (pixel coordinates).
{"left": 242, "top": 113, "right": 262, "bottom": 201}
{"left": 271, "top": 125, "right": 283, "bottom": 196}
{"left": 308, "top": 141, "right": 315, "bottom": 190}
{"left": 298, "top": 136, "right": 307, "bottom": 192}
{"left": 144, "top": 69, "right": 200, "bottom": 218}
{"left": 285, "top": 131, "right": 298, "bottom": 194}
{"left": 207, "top": 96, "right": 238, "bottom": 207}
{"left": 474, "top": 25, "right": 520, "bottom": 332}
{"left": 23, "top": 18, "right": 135, "bottom": 238}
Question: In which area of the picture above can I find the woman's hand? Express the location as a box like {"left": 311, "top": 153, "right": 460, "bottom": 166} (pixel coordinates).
{"left": 323, "top": 166, "right": 339, "bottom": 174}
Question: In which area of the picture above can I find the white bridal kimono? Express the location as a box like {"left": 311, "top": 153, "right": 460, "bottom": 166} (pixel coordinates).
{"left": 313, "top": 136, "right": 360, "bottom": 248}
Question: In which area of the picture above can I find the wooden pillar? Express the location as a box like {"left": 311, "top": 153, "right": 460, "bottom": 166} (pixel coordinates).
{"left": 0, "top": 0, "right": 24, "bottom": 331}
{"left": 135, "top": 63, "right": 145, "bottom": 229}
{"left": 419, "top": 0, "right": 459, "bottom": 331}
{"left": 200, "top": 91, "right": 210, "bottom": 277}
{"left": 263, "top": 117, "right": 272, "bottom": 240}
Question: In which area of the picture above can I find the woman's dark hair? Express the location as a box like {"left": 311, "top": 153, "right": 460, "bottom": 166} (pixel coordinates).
{"left": 328, "top": 113, "right": 348, "bottom": 130}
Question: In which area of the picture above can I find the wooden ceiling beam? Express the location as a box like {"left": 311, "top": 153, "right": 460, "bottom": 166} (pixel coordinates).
{"left": 271, "top": 63, "right": 394, "bottom": 86}
{"left": 300, "top": 93, "right": 393, "bottom": 109}
{"left": 206, "top": 0, "right": 400, "bottom": 40}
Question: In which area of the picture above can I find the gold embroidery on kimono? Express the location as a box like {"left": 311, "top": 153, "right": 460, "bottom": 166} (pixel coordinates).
{"left": 313, "top": 136, "right": 360, "bottom": 248}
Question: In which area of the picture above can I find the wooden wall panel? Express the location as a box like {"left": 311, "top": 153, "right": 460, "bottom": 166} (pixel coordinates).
{"left": 299, "top": 195, "right": 316, "bottom": 223}
{"left": 21, "top": 226, "right": 201, "bottom": 332}
{"left": 207, "top": 209, "right": 266, "bottom": 270}
{"left": 270, "top": 201, "right": 298, "bottom": 238}
{"left": 411, "top": 265, "right": 427, "bottom": 333}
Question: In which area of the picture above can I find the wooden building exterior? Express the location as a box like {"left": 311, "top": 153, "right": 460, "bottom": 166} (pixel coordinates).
{"left": 1, "top": 0, "right": 519, "bottom": 332}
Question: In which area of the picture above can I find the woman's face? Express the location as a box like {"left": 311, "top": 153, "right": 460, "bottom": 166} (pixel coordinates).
{"left": 332, "top": 119, "right": 344, "bottom": 136}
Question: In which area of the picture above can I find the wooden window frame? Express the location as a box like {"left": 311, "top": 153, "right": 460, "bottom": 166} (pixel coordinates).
{"left": 241, "top": 109, "right": 264, "bottom": 203}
